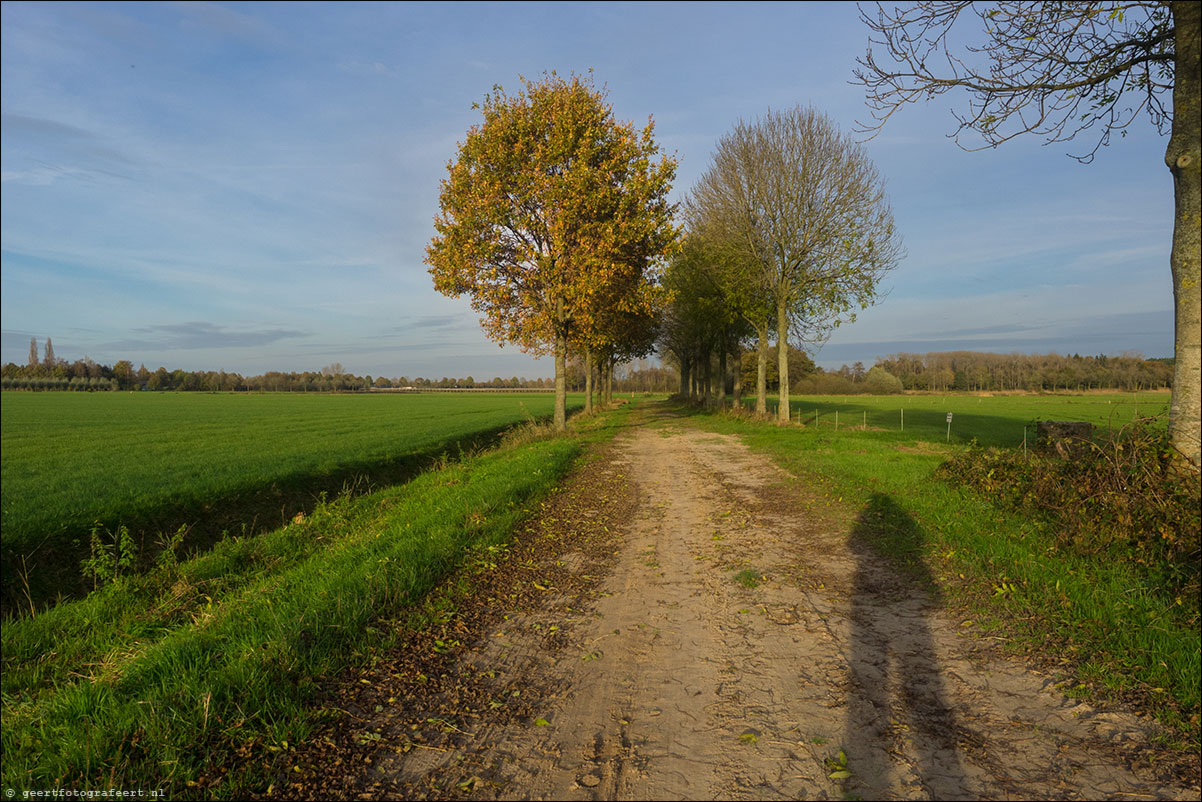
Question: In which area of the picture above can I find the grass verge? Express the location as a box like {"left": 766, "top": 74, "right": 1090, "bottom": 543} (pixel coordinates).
{"left": 679, "top": 402, "right": 1200, "bottom": 747}
{"left": 0, "top": 402, "right": 633, "bottom": 797}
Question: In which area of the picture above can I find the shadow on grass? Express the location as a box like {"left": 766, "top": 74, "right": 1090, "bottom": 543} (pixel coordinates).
{"left": 2, "top": 419, "right": 535, "bottom": 617}
{"left": 842, "top": 492, "right": 967, "bottom": 798}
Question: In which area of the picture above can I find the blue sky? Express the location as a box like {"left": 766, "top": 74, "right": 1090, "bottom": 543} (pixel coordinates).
{"left": 1, "top": 1, "right": 1174, "bottom": 379}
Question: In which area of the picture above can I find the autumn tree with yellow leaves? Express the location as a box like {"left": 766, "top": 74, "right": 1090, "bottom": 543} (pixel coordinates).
{"left": 426, "top": 72, "right": 679, "bottom": 430}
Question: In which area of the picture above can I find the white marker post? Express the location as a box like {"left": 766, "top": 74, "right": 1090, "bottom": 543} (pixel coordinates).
{"left": 946, "top": 412, "right": 953, "bottom": 443}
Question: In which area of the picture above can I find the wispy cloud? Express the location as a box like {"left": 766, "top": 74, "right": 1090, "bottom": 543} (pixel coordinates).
{"left": 2, "top": 113, "right": 108, "bottom": 143}
{"left": 169, "top": 1, "right": 283, "bottom": 46}
{"left": 337, "top": 61, "right": 399, "bottom": 79}
{"left": 105, "top": 322, "right": 308, "bottom": 351}
{"left": 387, "top": 314, "right": 470, "bottom": 333}
{"left": 0, "top": 113, "right": 137, "bottom": 185}
{"left": 817, "top": 309, "right": 1172, "bottom": 368}
{"left": 1, "top": 328, "right": 43, "bottom": 354}
{"left": 907, "top": 321, "right": 1058, "bottom": 340}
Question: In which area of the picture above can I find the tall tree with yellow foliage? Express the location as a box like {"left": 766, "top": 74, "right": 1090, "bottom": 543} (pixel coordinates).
{"left": 426, "top": 72, "right": 679, "bottom": 430}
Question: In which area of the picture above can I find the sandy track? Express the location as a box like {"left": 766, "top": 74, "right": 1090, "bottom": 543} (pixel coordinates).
{"left": 300, "top": 406, "right": 1196, "bottom": 800}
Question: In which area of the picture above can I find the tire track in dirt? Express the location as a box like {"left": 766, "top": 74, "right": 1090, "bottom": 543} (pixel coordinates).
{"left": 305, "top": 404, "right": 1197, "bottom": 800}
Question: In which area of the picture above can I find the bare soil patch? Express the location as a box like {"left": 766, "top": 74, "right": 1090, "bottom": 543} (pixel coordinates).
{"left": 268, "top": 404, "right": 1198, "bottom": 800}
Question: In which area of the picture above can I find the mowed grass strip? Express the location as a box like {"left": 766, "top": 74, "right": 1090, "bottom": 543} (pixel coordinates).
{"left": 684, "top": 396, "right": 1198, "bottom": 741}
{"left": 0, "top": 404, "right": 629, "bottom": 794}
{"left": 0, "top": 392, "right": 579, "bottom": 606}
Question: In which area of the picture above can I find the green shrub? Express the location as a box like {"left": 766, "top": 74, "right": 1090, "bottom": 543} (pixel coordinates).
{"left": 863, "top": 366, "right": 903, "bottom": 394}
{"left": 936, "top": 421, "right": 1201, "bottom": 604}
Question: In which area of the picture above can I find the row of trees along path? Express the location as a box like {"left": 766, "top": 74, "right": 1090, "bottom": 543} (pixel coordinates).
{"left": 424, "top": 2, "right": 1200, "bottom": 471}
{"left": 659, "top": 106, "right": 902, "bottom": 425}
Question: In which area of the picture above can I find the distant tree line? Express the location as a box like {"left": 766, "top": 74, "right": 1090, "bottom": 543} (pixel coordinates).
{"left": 658, "top": 346, "right": 1173, "bottom": 399}
{"left": 2, "top": 339, "right": 566, "bottom": 393}
{"left": 1, "top": 337, "right": 1171, "bottom": 395}
{"left": 872, "top": 351, "right": 1173, "bottom": 393}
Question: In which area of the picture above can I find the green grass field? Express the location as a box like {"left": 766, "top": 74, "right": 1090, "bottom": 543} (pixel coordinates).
{"left": 0, "top": 391, "right": 581, "bottom": 609}
{"left": 751, "top": 390, "right": 1171, "bottom": 448}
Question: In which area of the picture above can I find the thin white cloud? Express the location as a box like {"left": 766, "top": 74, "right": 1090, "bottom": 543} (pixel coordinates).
{"left": 336, "top": 60, "right": 400, "bottom": 79}
{"left": 105, "top": 322, "right": 309, "bottom": 351}
{"left": 170, "top": 1, "right": 284, "bottom": 46}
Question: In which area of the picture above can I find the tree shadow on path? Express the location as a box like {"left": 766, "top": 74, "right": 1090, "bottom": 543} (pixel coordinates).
{"left": 841, "top": 492, "right": 970, "bottom": 798}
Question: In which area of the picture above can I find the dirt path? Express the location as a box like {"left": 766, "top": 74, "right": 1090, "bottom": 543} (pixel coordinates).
{"left": 279, "top": 404, "right": 1196, "bottom": 800}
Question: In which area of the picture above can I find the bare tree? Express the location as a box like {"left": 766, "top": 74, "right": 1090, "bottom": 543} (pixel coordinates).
{"left": 855, "top": 1, "right": 1199, "bottom": 469}
{"left": 689, "top": 106, "right": 902, "bottom": 423}
{"left": 27, "top": 337, "right": 38, "bottom": 369}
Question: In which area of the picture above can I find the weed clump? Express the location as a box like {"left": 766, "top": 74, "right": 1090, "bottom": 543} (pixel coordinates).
{"left": 937, "top": 421, "right": 1200, "bottom": 610}
{"left": 733, "top": 568, "right": 761, "bottom": 588}
{"left": 500, "top": 419, "right": 556, "bottom": 448}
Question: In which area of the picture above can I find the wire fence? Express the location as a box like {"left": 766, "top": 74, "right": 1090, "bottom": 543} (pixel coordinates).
{"left": 732, "top": 394, "right": 1171, "bottom": 450}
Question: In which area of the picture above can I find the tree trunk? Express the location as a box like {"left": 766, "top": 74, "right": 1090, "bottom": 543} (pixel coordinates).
{"left": 679, "top": 353, "right": 691, "bottom": 397}
{"left": 554, "top": 330, "right": 567, "bottom": 431}
{"left": 731, "top": 342, "right": 742, "bottom": 409}
{"left": 777, "top": 297, "right": 790, "bottom": 424}
{"left": 1168, "top": 0, "right": 1201, "bottom": 470}
{"left": 756, "top": 326, "right": 769, "bottom": 416}
{"left": 584, "top": 349, "right": 594, "bottom": 414}
{"left": 599, "top": 355, "right": 606, "bottom": 406}
{"left": 717, "top": 341, "right": 728, "bottom": 409}
{"left": 691, "top": 348, "right": 701, "bottom": 399}
{"left": 605, "top": 357, "right": 613, "bottom": 405}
